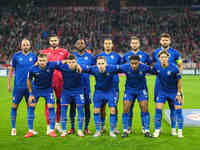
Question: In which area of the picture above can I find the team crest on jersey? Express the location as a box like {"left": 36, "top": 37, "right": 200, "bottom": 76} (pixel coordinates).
{"left": 19, "top": 57, "right": 23, "bottom": 61}
{"left": 167, "top": 71, "right": 171, "bottom": 75}
{"left": 59, "top": 52, "right": 64, "bottom": 55}
{"left": 110, "top": 55, "right": 114, "bottom": 59}
{"left": 29, "top": 57, "right": 33, "bottom": 62}
{"left": 139, "top": 55, "right": 142, "bottom": 58}
{"left": 106, "top": 72, "right": 110, "bottom": 76}
{"left": 157, "top": 70, "right": 160, "bottom": 73}
{"left": 46, "top": 69, "right": 50, "bottom": 72}
{"left": 84, "top": 56, "right": 88, "bottom": 60}
{"left": 139, "top": 71, "right": 143, "bottom": 75}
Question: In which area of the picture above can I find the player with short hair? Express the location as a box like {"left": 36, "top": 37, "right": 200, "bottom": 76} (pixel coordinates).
{"left": 68, "top": 39, "right": 95, "bottom": 135}
{"left": 123, "top": 36, "right": 152, "bottom": 134}
{"left": 152, "top": 50, "right": 184, "bottom": 138}
{"left": 95, "top": 38, "right": 122, "bottom": 134}
{"left": 41, "top": 35, "right": 69, "bottom": 134}
{"left": 24, "top": 53, "right": 61, "bottom": 138}
{"left": 152, "top": 33, "right": 183, "bottom": 136}
{"left": 84, "top": 56, "right": 119, "bottom": 137}
{"left": 120, "top": 55, "right": 151, "bottom": 138}
{"left": 8, "top": 39, "right": 37, "bottom": 136}
{"left": 57, "top": 55, "right": 85, "bottom": 137}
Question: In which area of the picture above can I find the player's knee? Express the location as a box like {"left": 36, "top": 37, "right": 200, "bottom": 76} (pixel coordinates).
{"left": 175, "top": 105, "right": 182, "bottom": 110}
{"left": 94, "top": 108, "right": 100, "bottom": 114}
{"left": 110, "top": 107, "right": 116, "bottom": 114}
{"left": 123, "top": 105, "right": 129, "bottom": 113}
{"left": 47, "top": 104, "right": 54, "bottom": 108}
{"left": 29, "top": 103, "right": 36, "bottom": 107}
{"left": 12, "top": 103, "right": 18, "bottom": 108}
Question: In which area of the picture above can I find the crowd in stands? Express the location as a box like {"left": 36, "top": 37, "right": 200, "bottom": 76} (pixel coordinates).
{"left": 0, "top": 2, "right": 200, "bottom": 63}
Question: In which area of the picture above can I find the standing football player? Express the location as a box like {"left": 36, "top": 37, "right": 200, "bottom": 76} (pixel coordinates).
{"left": 95, "top": 38, "right": 122, "bottom": 134}
{"left": 123, "top": 36, "right": 152, "bottom": 134}
{"left": 8, "top": 39, "right": 37, "bottom": 136}
{"left": 152, "top": 33, "right": 183, "bottom": 136}
{"left": 41, "top": 35, "right": 69, "bottom": 134}
{"left": 68, "top": 39, "right": 95, "bottom": 135}
{"left": 152, "top": 51, "right": 184, "bottom": 138}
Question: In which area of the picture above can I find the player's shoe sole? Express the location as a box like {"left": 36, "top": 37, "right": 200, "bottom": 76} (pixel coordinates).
{"left": 60, "top": 132, "right": 67, "bottom": 137}
{"left": 93, "top": 131, "right": 101, "bottom": 137}
{"left": 84, "top": 128, "right": 91, "bottom": 135}
{"left": 68, "top": 128, "right": 75, "bottom": 134}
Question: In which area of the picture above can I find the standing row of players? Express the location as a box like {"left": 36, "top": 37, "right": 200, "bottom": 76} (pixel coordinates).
{"left": 8, "top": 33, "right": 184, "bottom": 138}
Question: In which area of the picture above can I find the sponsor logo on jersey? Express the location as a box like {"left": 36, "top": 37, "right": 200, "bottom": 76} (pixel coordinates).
{"left": 167, "top": 71, "right": 171, "bottom": 75}
{"left": 84, "top": 56, "right": 88, "bottom": 60}
{"left": 19, "top": 57, "right": 23, "bottom": 61}
{"left": 139, "top": 71, "right": 143, "bottom": 75}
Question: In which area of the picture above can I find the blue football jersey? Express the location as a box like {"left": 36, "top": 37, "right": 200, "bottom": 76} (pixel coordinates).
{"left": 11, "top": 51, "right": 37, "bottom": 88}
{"left": 123, "top": 50, "right": 152, "bottom": 65}
{"left": 84, "top": 65, "right": 119, "bottom": 91}
{"left": 95, "top": 51, "right": 122, "bottom": 65}
{"left": 56, "top": 63, "right": 85, "bottom": 92}
{"left": 28, "top": 62, "right": 60, "bottom": 89}
{"left": 152, "top": 47, "right": 182, "bottom": 65}
{"left": 119, "top": 63, "right": 151, "bottom": 90}
{"left": 153, "top": 63, "right": 182, "bottom": 93}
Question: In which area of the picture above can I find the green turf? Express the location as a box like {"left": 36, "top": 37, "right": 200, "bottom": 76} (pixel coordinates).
{"left": 0, "top": 76, "right": 200, "bottom": 150}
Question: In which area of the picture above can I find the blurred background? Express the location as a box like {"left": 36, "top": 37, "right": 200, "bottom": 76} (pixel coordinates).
{"left": 0, "top": 0, "right": 200, "bottom": 70}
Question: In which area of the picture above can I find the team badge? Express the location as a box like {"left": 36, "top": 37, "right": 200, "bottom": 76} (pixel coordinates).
{"left": 157, "top": 70, "right": 160, "bottom": 73}
{"left": 84, "top": 56, "right": 88, "bottom": 60}
{"left": 59, "top": 52, "right": 64, "bottom": 55}
{"left": 139, "top": 55, "right": 142, "bottom": 58}
{"left": 106, "top": 72, "right": 110, "bottom": 76}
{"left": 29, "top": 57, "right": 33, "bottom": 62}
{"left": 19, "top": 57, "right": 23, "bottom": 61}
{"left": 139, "top": 71, "right": 143, "bottom": 75}
{"left": 167, "top": 71, "right": 171, "bottom": 75}
{"left": 46, "top": 69, "right": 50, "bottom": 72}
{"left": 111, "top": 55, "right": 114, "bottom": 59}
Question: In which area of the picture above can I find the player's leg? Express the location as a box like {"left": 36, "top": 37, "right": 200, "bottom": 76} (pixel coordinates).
{"left": 138, "top": 100, "right": 151, "bottom": 137}
{"left": 93, "top": 90, "right": 103, "bottom": 137}
{"left": 100, "top": 103, "right": 106, "bottom": 133}
{"left": 127, "top": 102, "right": 135, "bottom": 134}
{"left": 138, "top": 89, "right": 151, "bottom": 137}
{"left": 75, "top": 93, "right": 85, "bottom": 137}
{"left": 46, "top": 92, "right": 57, "bottom": 137}
{"left": 53, "top": 79, "right": 63, "bottom": 132}
{"left": 167, "top": 99, "right": 177, "bottom": 135}
{"left": 175, "top": 103, "right": 184, "bottom": 138}
{"left": 60, "top": 91, "right": 70, "bottom": 137}
{"left": 24, "top": 97, "right": 38, "bottom": 138}
{"left": 68, "top": 101, "right": 76, "bottom": 134}
{"left": 153, "top": 92, "right": 166, "bottom": 138}
{"left": 121, "top": 99, "right": 132, "bottom": 138}
{"left": 108, "top": 91, "right": 117, "bottom": 137}
{"left": 11, "top": 88, "right": 23, "bottom": 136}
{"left": 113, "top": 75, "right": 120, "bottom": 134}
{"left": 83, "top": 87, "right": 91, "bottom": 134}
{"left": 24, "top": 89, "right": 38, "bottom": 135}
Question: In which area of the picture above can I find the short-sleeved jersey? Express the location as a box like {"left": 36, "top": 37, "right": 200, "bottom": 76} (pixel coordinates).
{"left": 56, "top": 64, "right": 84, "bottom": 92}
{"left": 95, "top": 51, "right": 122, "bottom": 65}
{"left": 84, "top": 65, "right": 118, "bottom": 91}
{"left": 28, "top": 62, "right": 60, "bottom": 89}
{"left": 72, "top": 52, "right": 95, "bottom": 66}
{"left": 153, "top": 63, "right": 182, "bottom": 93}
{"left": 41, "top": 47, "right": 69, "bottom": 80}
{"left": 119, "top": 63, "right": 151, "bottom": 90}
{"left": 123, "top": 50, "right": 152, "bottom": 65}
{"left": 152, "top": 47, "right": 182, "bottom": 65}
{"left": 11, "top": 51, "right": 37, "bottom": 88}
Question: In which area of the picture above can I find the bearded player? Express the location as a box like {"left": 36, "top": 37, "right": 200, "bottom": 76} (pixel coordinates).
{"left": 41, "top": 35, "right": 69, "bottom": 134}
